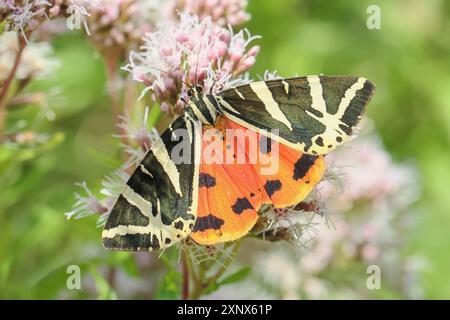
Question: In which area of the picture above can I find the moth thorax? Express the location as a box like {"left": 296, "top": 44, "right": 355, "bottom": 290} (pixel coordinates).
{"left": 189, "top": 95, "right": 220, "bottom": 125}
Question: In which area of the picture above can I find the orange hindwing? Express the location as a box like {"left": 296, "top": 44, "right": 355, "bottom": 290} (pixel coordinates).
{"left": 191, "top": 117, "right": 325, "bottom": 245}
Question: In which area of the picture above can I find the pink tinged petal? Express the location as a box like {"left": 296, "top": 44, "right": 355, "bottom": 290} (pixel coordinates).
{"left": 213, "top": 41, "right": 229, "bottom": 58}
{"left": 362, "top": 244, "right": 379, "bottom": 261}
{"left": 161, "top": 46, "right": 173, "bottom": 56}
{"left": 160, "top": 102, "right": 170, "bottom": 112}
{"left": 49, "top": 6, "right": 60, "bottom": 16}
{"left": 218, "top": 30, "right": 231, "bottom": 42}
{"left": 164, "top": 77, "right": 176, "bottom": 91}
{"left": 175, "top": 100, "right": 186, "bottom": 110}
{"left": 228, "top": 43, "right": 245, "bottom": 62}
{"left": 247, "top": 45, "right": 260, "bottom": 57}
{"left": 175, "top": 32, "right": 189, "bottom": 44}
{"left": 188, "top": 67, "right": 206, "bottom": 84}
{"left": 362, "top": 224, "right": 379, "bottom": 240}
{"left": 227, "top": 16, "right": 239, "bottom": 26}
{"left": 212, "top": 6, "right": 225, "bottom": 20}
{"left": 236, "top": 55, "right": 256, "bottom": 72}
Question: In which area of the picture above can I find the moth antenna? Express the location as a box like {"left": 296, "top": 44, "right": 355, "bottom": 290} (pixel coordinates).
{"left": 182, "top": 73, "right": 192, "bottom": 89}
{"left": 194, "top": 40, "right": 203, "bottom": 87}
{"left": 194, "top": 56, "right": 199, "bottom": 87}
{"left": 179, "top": 96, "right": 188, "bottom": 104}
{"left": 210, "top": 76, "right": 218, "bottom": 94}
{"left": 148, "top": 66, "right": 191, "bottom": 89}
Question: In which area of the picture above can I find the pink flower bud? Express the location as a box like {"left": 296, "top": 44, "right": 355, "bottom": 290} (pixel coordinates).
{"left": 49, "top": 6, "right": 60, "bottom": 17}
{"left": 247, "top": 45, "right": 260, "bottom": 57}
{"left": 125, "top": 13, "right": 260, "bottom": 106}
{"left": 160, "top": 102, "right": 170, "bottom": 112}
{"left": 212, "top": 6, "right": 225, "bottom": 20}
{"left": 206, "top": 0, "right": 218, "bottom": 10}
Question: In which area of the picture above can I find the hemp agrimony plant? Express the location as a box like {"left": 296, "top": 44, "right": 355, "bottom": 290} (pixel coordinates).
{"left": 0, "top": 0, "right": 420, "bottom": 300}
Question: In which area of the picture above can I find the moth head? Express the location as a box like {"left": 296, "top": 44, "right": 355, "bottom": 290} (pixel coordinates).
{"left": 186, "top": 85, "right": 203, "bottom": 100}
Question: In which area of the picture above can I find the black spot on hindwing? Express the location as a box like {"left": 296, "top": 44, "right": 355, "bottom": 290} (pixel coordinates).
{"left": 199, "top": 173, "right": 216, "bottom": 188}
{"left": 264, "top": 179, "right": 282, "bottom": 197}
{"left": 231, "top": 197, "right": 254, "bottom": 214}
{"left": 193, "top": 214, "right": 225, "bottom": 232}
{"left": 293, "top": 154, "right": 317, "bottom": 180}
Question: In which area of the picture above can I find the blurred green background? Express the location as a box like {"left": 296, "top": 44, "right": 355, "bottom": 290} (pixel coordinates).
{"left": 1, "top": 0, "right": 449, "bottom": 299}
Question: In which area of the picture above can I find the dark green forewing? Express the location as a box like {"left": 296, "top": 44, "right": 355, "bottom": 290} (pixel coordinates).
{"left": 218, "top": 75, "right": 375, "bottom": 155}
{"left": 102, "top": 114, "right": 201, "bottom": 251}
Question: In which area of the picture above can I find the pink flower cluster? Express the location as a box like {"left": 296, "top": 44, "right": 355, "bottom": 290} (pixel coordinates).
{"left": 124, "top": 12, "right": 260, "bottom": 112}
{"left": 1, "top": 0, "right": 49, "bottom": 35}
{"left": 175, "top": 0, "right": 250, "bottom": 26}
{"left": 0, "top": 1, "right": 89, "bottom": 36}
{"left": 84, "top": 0, "right": 171, "bottom": 57}
{"left": 321, "top": 135, "right": 418, "bottom": 211}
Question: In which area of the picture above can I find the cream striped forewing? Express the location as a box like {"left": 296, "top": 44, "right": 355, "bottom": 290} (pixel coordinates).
{"left": 217, "top": 75, "right": 375, "bottom": 155}
{"left": 102, "top": 114, "right": 202, "bottom": 251}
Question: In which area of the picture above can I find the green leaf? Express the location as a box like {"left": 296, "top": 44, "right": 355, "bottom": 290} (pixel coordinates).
{"left": 89, "top": 266, "right": 118, "bottom": 300}
{"left": 203, "top": 267, "right": 252, "bottom": 296}
{"left": 154, "top": 269, "right": 182, "bottom": 300}
{"left": 218, "top": 267, "right": 252, "bottom": 286}
{"left": 159, "top": 247, "right": 180, "bottom": 272}
{"left": 0, "top": 21, "right": 6, "bottom": 34}
{"left": 203, "top": 282, "right": 220, "bottom": 296}
{"left": 105, "top": 252, "right": 139, "bottom": 278}
{"left": 152, "top": 247, "right": 182, "bottom": 299}
{"left": 85, "top": 146, "right": 122, "bottom": 169}
{"left": 0, "top": 132, "right": 64, "bottom": 175}
{"left": 147, "top": 104, "right": 162, "bottom": 127}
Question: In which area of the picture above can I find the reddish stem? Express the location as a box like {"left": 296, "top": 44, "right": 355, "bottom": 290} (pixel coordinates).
{"left": 182, "top": 251, "right": 190, "bottom": 300}
{"left": 106, "top": 266, "right": 117, "bottom": 291}
{"left": 105, "top": 55, "right": 127, "bottom": 143}
{"left": 0, "top": 32, "right": 28, "bottom": 131}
